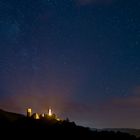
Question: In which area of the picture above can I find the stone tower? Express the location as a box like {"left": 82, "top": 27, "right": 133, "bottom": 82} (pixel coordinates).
{"left": 27, "top": 108, "right": 32, "bottom": 117}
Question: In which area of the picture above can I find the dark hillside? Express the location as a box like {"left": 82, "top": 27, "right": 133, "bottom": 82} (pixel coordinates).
{"left": 0, "top": 109, "right": 139, "bottom": 140}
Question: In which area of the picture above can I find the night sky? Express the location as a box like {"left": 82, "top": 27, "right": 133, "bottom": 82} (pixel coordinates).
{"left": 0, "top": 0, "right": 140, "bottom": 128}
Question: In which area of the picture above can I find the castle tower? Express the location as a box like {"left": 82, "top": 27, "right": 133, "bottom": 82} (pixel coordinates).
{"left": 32, "top": 113, "right": 39, "bottom": 119}
{"left": 48, "top": 108, "right": 52, "bottom": 116}
{"left": 27, "top": 108, "right": 32, "bottom": 117}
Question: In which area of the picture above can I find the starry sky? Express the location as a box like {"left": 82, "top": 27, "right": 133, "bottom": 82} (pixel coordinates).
{"left": 0, "top": 0, "right": 140, "bottom": 128}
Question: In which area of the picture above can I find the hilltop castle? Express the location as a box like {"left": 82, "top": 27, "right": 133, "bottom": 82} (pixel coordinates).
{"left": 26, "top": 108, "right": 60, "bottom": 121}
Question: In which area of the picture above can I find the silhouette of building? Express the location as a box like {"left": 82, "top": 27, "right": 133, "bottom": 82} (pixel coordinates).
{"left": 48, "top": 108, "right": 52, "bottom": 116}
{"left": 26, "top": 108, "right": 61, "bottom": 121}
{"left": 32, "top": 113, "right": 40, "bottom": 119}
{"left": 27, "top": 108, "right": 32, "bottom": 117}
{"left": 41, "top": 113, "right": 45, "bottom": 117}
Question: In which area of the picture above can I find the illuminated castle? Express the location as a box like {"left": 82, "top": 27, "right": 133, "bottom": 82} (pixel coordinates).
{"left": 27, "top": 108, "right": 32, "bottom": 117}
{"left": 26, "top": 108, "right": 60, "bottom": 121}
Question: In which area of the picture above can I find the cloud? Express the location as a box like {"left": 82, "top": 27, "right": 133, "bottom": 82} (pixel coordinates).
{"left": 0, "top": 92, "right": 96, "bottom": 125}
{"left": 105, "top": 97, "right": 140, "bottom": 110}
{"left": 101, "top": 86, "right": 140, "bottom": 110}
{"left": 1, "top": 85, "right": 140, "bottom": 128}
{"left": 132, "top": 86, "right": 140, "bottom": 96}
{"left": 111, "top": 86, "right": 140, "bottom": 109}
{"left": 1, "top": 91, "right": 140, "bottom": 128}
{"left": 75, "top": 0, "right": 117, "bottom": 6}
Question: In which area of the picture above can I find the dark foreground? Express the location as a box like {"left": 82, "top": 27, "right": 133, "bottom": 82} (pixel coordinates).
{"left": 0, "top": 109, "right": 139, "bottom": 140}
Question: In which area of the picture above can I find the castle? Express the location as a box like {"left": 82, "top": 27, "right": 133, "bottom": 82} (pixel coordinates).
{"left": 26, "top": 108, "right": 60, "bottom": 121}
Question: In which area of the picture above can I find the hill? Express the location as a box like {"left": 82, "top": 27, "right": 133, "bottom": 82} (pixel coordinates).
{"left": 101, "top": 128, "right": 140, "bottom": 138}
{"left": 0, "top": 109, "right": 139, "bottom": 140}
{"left": 0, "top": 109, "right": 24, "bottom": 122}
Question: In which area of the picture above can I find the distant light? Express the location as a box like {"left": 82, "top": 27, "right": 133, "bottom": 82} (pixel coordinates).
{"left": 27, "top": 108, "right": 32, "bottom": 113}
{"left": 57, "top": 118, "right": 60, "bottom": 121}
{"left": 48, "top": 108, "right": 52, "bottom": 116}
{"left": 27, "top": 108, "right": 32, "bottom": 117}
{"left": 41, "top": 113, "right": 45, "bottom": 117}
{"left": 35, "top": 113, "right": 40, "bottom": 119}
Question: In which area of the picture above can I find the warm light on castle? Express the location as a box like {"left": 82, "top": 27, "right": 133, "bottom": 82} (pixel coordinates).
{"left": 27, "top": 108, "right": 32, "bottom": 117}
{"left": 26, "top": 108, "right": 61, "bottom": 121}
{"left": 48, "top": 108, "right": 52, "bottom": 116}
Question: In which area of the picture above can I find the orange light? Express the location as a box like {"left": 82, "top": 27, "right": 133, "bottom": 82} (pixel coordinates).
{"left": 27, "top": 108, "right": 32, "bottom": 117}
{"left": 48, "top": 108, "right": 52, "bottom": 116}
{"left": 41, "top": 113, "right": 45, "bottom": 117}
{"left": 27, "top": 108, "right": 32, "bottom": 113}
{"left": 57, "top": 118, "right": 60, "bottom": 121}
{"left": 35, "top": 113, "right": 40, "bottom": 119}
